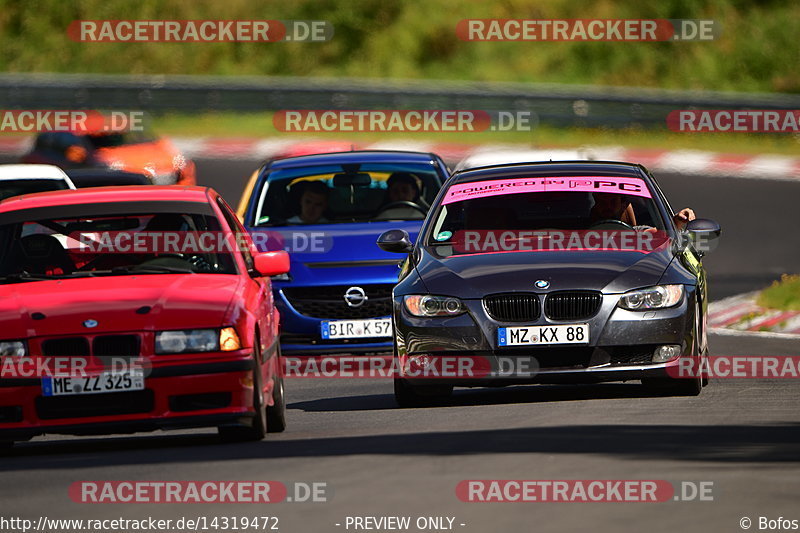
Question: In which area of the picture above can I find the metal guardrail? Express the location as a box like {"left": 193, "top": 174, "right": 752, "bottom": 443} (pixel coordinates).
{"left": 1, "top": 73, "right": 799, "bottom": 129}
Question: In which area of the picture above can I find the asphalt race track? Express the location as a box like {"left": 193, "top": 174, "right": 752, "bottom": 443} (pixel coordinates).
{"left": 1, "top": 156, "right": 798, "bottom": 533}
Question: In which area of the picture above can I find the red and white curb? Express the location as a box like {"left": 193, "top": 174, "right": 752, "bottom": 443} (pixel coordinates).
{"left": 2, "top": 136, "right": 800, "bottom": 180}
{"left": 709, "top": 292, "right": 800, "bottom": 338}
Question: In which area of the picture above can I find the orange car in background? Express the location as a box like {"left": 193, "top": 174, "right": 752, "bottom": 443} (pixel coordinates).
{"left": 22, "top": 121, "right": 196, "bottom": 186}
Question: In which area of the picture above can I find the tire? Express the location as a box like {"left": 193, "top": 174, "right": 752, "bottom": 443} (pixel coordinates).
{"left": 394, "top": 378, "right": 453, "bottom": 408}
{"left": 219, "top": 339, "right": 267, "bottom": 442}
{"left": 266, "top": 349, "right": 286, "bottom": 433}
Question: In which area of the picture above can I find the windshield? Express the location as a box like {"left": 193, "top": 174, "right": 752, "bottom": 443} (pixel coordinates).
{"left": 428, "top": 176, "right": 667, "bottom": 254}
{"left": 0, "top": 211, "right": 237, "bottom": 282}
{"left": 253, "top": 162, "right": 442, "bottom": 226}
{"left": 0, "top": 179, "right": 69, "bottom": 201}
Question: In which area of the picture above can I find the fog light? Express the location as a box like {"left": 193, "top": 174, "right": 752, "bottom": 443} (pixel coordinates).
{"left": 652, "top": 345, "right": 682, "bottom": 363}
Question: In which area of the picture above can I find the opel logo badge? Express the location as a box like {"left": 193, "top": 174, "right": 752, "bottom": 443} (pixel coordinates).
{"left": 344, "top": 286, "right": 367, "bottom": 308}
{"left": 534, "top": 280, "right": 550, "bottom": 289}
{"left": 83, "top": 319, "right": 99, "bottom": 328}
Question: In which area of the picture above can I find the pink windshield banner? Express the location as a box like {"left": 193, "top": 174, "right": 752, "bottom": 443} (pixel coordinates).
{"left": 442, "top": 176, "right": 652, "bottom": 205}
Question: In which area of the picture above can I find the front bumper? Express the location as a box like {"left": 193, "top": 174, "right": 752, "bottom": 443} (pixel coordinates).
{"left": 276, "top": 291, "right": 393, "bottom": 355}
{"left": 0, "top": 353, "right": 258, "bottom": 441}
{"left": 394, "top": 290, "right": 698, "bottom": 386}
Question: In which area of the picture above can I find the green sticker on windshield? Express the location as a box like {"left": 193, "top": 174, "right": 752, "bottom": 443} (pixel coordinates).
{"left": 435, "top": 231, "right": 452, "bottom": 241}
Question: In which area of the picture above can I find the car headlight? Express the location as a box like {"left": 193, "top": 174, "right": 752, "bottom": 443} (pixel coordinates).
{"left": 618, "top": 285, "right": 684, "bottom": 310}
{"left": 155, "top": 329, "right": 231, "bottom": 354}
{"left": 404, "top": 295, "right": 466, "bottom": 317}
{"left": 0, "top": 341, "right": 27, "bottom": 357}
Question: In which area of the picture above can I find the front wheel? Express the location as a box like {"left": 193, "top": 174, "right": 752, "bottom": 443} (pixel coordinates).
{"left": 266, "top": 352, "right": 286, "bottom": 433}
{"left": 219, "top": 341, "right": 267, "bottom": 442}
{"left": 642, "top": 302, "right": 705, "bottom": 396}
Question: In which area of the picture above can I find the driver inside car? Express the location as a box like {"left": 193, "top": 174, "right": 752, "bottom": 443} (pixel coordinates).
{"left": 374, "top": 172, "right": 427, "bottom": 220}
{"left": 590, "top": 192, "right": 695, "bottom": 231}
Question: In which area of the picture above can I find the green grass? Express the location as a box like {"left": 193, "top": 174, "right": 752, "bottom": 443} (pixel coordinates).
{"left": 757, "top": 275, "right": 800, "bottom": 311}
{"left": 153, "top": 111, "right": 800, "bottom": 156}
{"left": 1, "top": 0, "right": 800, "bottom": 93}
{"left": 3, "top": 110, "right": 797, "bottom": 156}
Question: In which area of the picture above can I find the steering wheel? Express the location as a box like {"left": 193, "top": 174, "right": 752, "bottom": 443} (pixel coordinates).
{"left": 375, "top": 201, "right": 427, "bottom": 216}
{"left": 589, "top": 219, "right": 634, "bottom": 230}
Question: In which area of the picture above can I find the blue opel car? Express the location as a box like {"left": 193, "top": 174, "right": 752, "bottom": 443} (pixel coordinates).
{"left": 240, "top": 151, "right": 449, "bottom": 355}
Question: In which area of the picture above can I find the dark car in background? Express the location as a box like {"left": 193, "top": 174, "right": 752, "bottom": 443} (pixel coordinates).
{"left": 378, "top": 161, "right": 721, "bottom": 406}
{"left": 240, "top": 150, "right": 449, "bottom": 355}
{"left": 66, "top": 168, "right": 151, "bottom": 188}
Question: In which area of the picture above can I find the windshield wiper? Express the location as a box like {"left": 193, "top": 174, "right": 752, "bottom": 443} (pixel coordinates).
{"left": 112, "top": 265, "right": 195, "bottom": 274}
{"left": 0, "top": 271, "right": 55, "bottom": 283}
{"left": 0, "top": 271, "right": 96, "bottom": 283}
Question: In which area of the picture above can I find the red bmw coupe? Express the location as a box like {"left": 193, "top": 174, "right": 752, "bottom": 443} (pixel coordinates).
{"left": 0, "top": 186, "right": 289, "bottom": 447}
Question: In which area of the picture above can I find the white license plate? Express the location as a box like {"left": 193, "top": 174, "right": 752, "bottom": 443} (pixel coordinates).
{"left": 498, "top": 324, "right": 589, "bottom": 346}
{"left": 42, "top": 371, "right": 145, "bottom": 397}
{"left": 321, "top": 318, "right": 392, "bottom": 339}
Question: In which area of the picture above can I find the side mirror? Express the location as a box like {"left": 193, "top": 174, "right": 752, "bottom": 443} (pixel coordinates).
{"left": 253, "top": 250, "right": 290, "bottom": 277}
{"left": 377, "top": 229, "right": 413, "bottom": 254}
{"left": 685, "top": 218, "right": 721, "bottom": 256}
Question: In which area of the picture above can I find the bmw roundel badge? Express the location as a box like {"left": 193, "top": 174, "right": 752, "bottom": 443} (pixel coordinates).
{"left": 535, "top": 280, "right": 550, "bottom": 289}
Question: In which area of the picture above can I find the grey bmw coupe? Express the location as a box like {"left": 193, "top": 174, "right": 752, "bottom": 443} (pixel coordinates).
{"left": 378, "top": 161, "right": 721, "bottom": 407}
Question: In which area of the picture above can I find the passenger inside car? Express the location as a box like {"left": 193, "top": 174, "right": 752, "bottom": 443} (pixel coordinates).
{"left": 288, "top": 181, "right": 330, "bottom": 224}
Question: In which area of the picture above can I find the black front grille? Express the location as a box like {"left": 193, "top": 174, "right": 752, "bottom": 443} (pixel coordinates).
{"left": 283, "top": 284, "right": 393, "bottom": 319}
{"left": 93, "top": 335, "right": 140, "bottom": 357}
{"left": 484, "top": 293, "right": 540, "bottom": 322}
{"left": 544, "top": 291, "right": 602, "bottom": 320}
{"left": 495, "top": 347, "right": 593, "bottom": 369}
{"left": 35, "top": 390, "right": 154, "bottom": 420}
{"left": 608, "top": 346, "right": 657, "bottom": 365}
{"left": 42, "top": 337, "right": 90, "bottom": 356}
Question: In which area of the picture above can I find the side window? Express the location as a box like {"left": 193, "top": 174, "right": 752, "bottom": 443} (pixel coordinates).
{"left": 217, "top": 197, "right": 255, "bottom": 272}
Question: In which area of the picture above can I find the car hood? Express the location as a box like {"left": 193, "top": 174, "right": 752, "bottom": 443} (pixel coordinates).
{"left": 414, "top": 247, "right": 675, "bottom": 298}
{"left": 0, "top": 274, "right": 241, "bottom": 339}
{"left": 250, "top": 221, "right": 421, "bottom": 286}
